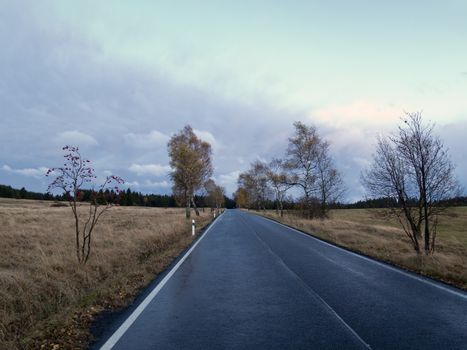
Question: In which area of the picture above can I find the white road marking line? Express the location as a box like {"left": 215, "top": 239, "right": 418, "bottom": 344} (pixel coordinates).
{"left": 99, "top": 213, "right": 225, "bottom": 350}
{"left": 239, "top": 215, "right": 372, "bottom": 349}
{"left": 258, "top": 214, "right": 467, "bottom": 300}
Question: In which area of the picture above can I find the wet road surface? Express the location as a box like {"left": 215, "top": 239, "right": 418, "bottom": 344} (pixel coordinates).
{"left": 96, "top": 209, "right": 467, "bottom": 349}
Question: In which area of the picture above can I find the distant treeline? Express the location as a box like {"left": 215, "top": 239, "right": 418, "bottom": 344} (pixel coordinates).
{"left": 246, "top": 196, "right": 467, "bottom": 210}
{"left": 0, "top": 184, "right": 57, "bottom": 201}
{"left": 106, "top": 188, "right": 236, "bottom": 208}
{"left": 0, "top": 184, "right": 236, "bottom": 209}
{"left": 1, "top": 184, "right": 464, "bottom": 209}
{"left": 331, "top": 196, "right": 467, "bottom": 209}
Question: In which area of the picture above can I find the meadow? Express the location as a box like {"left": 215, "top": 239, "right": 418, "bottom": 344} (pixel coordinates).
{"left": 0, "top": 198, "right": 212, "bottom": 349}
{"left": 260, "top": 207, "right": 467, "bottom": 290}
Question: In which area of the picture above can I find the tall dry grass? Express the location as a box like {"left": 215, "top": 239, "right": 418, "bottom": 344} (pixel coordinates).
{"left": 0, "top": 198, "right": 211, "bottom": 349}
{"left": 259, "top": 208, "right": 467, "bottom": 290}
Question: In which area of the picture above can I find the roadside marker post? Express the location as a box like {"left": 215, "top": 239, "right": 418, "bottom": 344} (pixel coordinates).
{"left": 192, "top": 219, "right": 196, "bottom": 236}
{"left": 99, "top": 211, "right": 224, "bottom": 350}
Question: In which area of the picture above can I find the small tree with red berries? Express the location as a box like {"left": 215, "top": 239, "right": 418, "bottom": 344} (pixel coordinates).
{"left": 46, "top": 146, "right": 124, "bottom": 264}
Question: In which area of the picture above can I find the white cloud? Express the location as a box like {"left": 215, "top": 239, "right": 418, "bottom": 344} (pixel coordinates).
{"left": 217, "top": 170, "right": 240, "bottom": 184}
{"left": 236, "top": 157, "right": 245, "bottom": 165}
{"left": 124, "top": 130, "right": 170, "bottom": 148}
{"left": 324, "top": 126, "right": 377, "bottom": 154}
{"left": 2, "top": 164, "right": 48, "bottom": 178}
{"left": 124, "top": 181, "right": 140, "bottom": 187}
{"left": 215, "top": 170, "right": 240, "bottom": 195}
{"left": 54, "top": 130, "right": 98, "bottom": 146}
{"left": 353, "top": 157, "right": 372, "bottom": 168}
{"left": 193, "top": 129, "right": 221, "bottom": 151}
{"left": 119, "top": 180, "right": 170, "bottom": 190}
{"left": 128, "top": 163, "right": 171, "bottom": 176}
{"left": 143, "top": 180, "right": 170, "bottom": 188}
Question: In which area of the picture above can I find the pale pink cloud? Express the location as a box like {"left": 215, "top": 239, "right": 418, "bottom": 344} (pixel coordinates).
{"left": 312, "top": 100, "right": 402, "bottom": 127}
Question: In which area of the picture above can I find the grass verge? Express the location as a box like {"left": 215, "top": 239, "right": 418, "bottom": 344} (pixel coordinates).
{"left": 0, "top": 198, "right": 212, "bottom": 349}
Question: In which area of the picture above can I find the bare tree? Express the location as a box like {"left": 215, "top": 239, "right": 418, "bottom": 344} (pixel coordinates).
{"left": 284, "top": 122, "right": 319, "bottom": 217}
{"left": 267, "top": 158, "right": 294, "bottom": 217}
{"left": 46, "top": 146, "right": 124, "bottom": 264}
{"left": 285, "top": 121, "right": 342, "bottom": 218}
{"left": 168, "top": 126, "right": 213, "bottom": 218}
{"left": 315, "top": 140, "right": 345, "bottom": 217}
{"left": 362, "top": 112, "right": 460, "bottom": 254}
{"left": 252, "top": 161, "right": 271, "bottom": 209}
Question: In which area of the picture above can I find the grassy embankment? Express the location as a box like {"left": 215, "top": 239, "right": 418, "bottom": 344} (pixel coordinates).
{"left": 257, "top": 207, "right": 467, "bottom": 290}
{"left": 0, "top": 198, "right": 212, "bottom": 349}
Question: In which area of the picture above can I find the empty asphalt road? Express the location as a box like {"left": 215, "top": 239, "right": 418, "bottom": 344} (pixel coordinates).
{"left": 96, "top": 210, "right": 467, "bottom": 350}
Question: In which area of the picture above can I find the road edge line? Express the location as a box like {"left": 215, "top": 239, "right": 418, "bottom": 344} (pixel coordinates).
{"left": 254, "top": 212, "right": 467, "bottom": 300}
{"left": 238, "top": 214, "right": 372, "bottom": 349}
{"left": 99, "top": 212, "right": 225, "bottom": 350}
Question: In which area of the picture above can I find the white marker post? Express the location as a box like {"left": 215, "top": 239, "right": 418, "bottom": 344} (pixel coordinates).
{"left": 192, "top": 219, "right": 196, "bottom": 236}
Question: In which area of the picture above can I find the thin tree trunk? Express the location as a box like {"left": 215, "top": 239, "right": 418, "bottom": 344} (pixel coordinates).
{"left": 186, "top": 197, "right": 191, "bottom": 218}
{"left": 84, "top": 232, "right": 92, "bottom": 263}
{"left": 191, "top": 196, "right": 200, "bottom": 216}
{"left": 430, "top": 216, "right": 438, "bottom": 253}
{"left": 322, "top": 187, "right": 328, "bottom": 218}
{"left": 71, "top": 200, "right": 81, "bottom": 263}
{"left": 421, "top": 167, "right": 430, "bottom": 254}
{"left": 304, "top": 190, "right": 311, "bottom": 219}
{"left": 424, "top": 203, "right": 430, "bottom": 254}
{"left": 413, "top": 236, "right": 420, "bottom": 253}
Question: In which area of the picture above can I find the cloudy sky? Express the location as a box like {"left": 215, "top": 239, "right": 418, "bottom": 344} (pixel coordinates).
{"left": 1, "top": 0, "right": 466, "bottom": 202}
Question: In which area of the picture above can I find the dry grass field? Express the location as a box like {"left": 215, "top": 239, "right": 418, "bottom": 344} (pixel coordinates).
{"left": 0, "top": 198, "right": 212, "bottom": 349}
{"left": 259, "top": 208, "right": 467, "bottom": 290}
